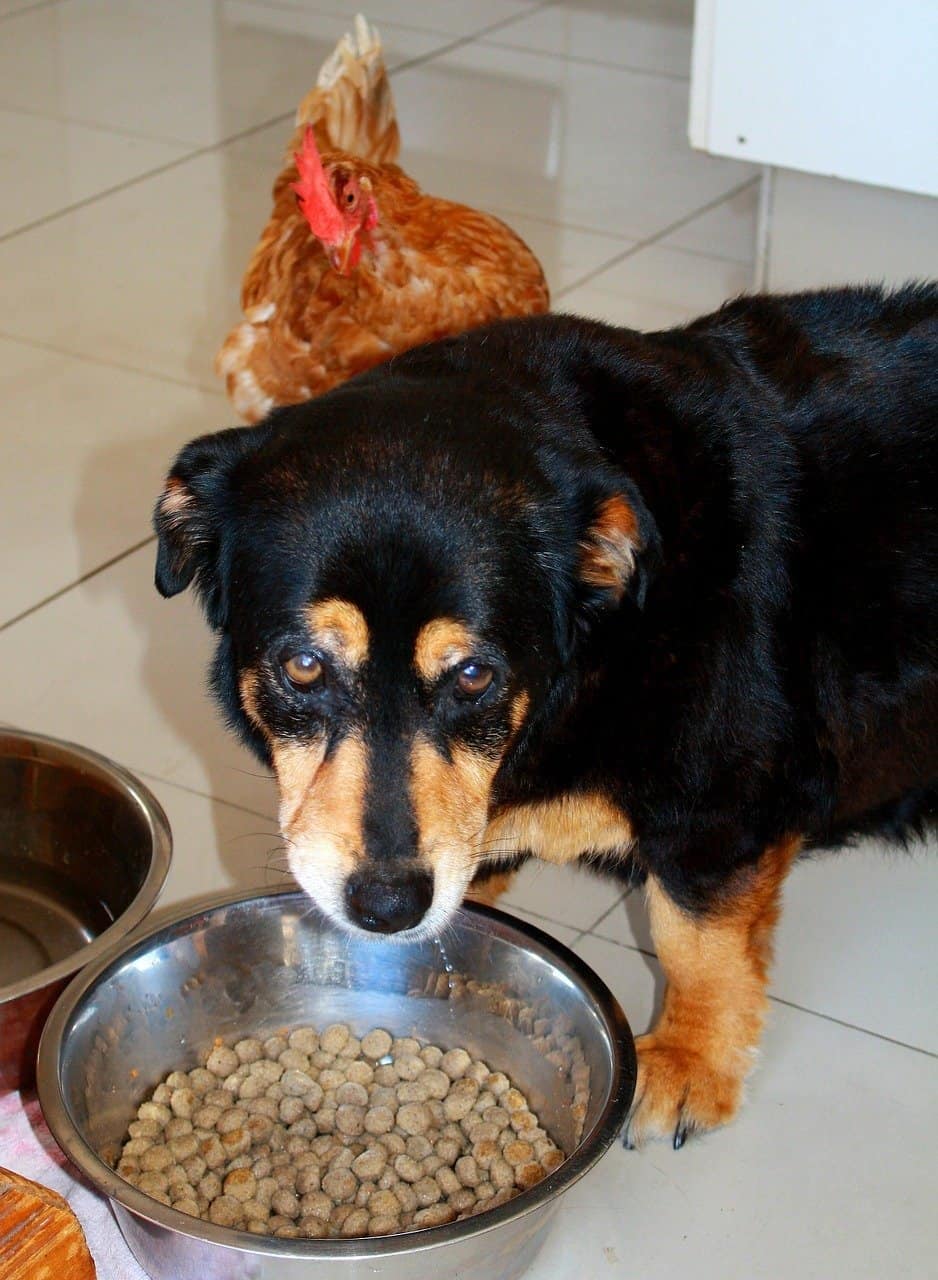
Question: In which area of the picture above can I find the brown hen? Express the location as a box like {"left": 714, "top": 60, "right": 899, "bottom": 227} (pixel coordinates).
{"left": 216, "top": 16, "right": 549, "bottom": 423}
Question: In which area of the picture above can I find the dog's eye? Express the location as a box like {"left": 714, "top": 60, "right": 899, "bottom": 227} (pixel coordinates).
{"left": 282, "top": 652, "right": 324, "bottom": 690}
{"left": 455, "top": 662, "right": 494, "bottom": 700}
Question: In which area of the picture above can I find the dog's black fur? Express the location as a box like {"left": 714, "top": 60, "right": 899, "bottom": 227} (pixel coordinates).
{"left": 156, "top": 283, "right": 937, "bottom": 921}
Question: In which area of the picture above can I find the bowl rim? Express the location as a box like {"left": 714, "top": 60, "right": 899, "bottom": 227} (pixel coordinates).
{"left": 0, "top": 727, "right": 173, "bottom": 1004}
{"left": 38, "top": 885, "right": 636, "bottom": 1261}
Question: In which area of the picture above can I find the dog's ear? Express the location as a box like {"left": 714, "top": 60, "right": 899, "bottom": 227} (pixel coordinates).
{"left": 577, "top": 475, "right": 660, "bottom": 613}
{"left": 153, "top": 424, "right": 270, "bottom": 627}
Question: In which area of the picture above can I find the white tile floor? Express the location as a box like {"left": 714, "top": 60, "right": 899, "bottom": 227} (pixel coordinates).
{"left": 0, "top": 2, "right": 935, "bottom": 1277}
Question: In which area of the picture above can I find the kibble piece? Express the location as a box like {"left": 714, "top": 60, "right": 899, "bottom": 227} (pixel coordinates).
{"left": 335, "top": 1077, "right": 368, "bottom": 1106}
{"left": 396, "top": 1103, "right": 432, "bottom": 1136}
{"left": 413, "top": 1176, "right": 442, "bottom": 1208}
{"left": 373, "top": 1064, "right": 399, "bottom": 1087}
{"left": 274, "top": 1224, "right": 299, "bottom": 1238}
{"left": 490, "top": 1156, "right": 514, "bottom": 1190}
{"left": 299, "top": 1216, "right": 330, "bottom": 1238}
{"left": 503, "top": 1140, "right": 535, "bottom": 1168}
{"left": 358, "top": 1029, "right": 389, "bottom": 1059}
{"left": 278, "top": 1096, "right": 305, "bottom": 1125}
{"left": 320, "top": 1023, "right": 351, "bottom": 1055}
{"left": 352, "top": 1147, "right": 387, "bottom": 1180}
{"left": 215, "top": 1107, "right": 246, "bottom": 1136}
{"left": 300, "top": 1190, "right": 333, "bottom": 1222}
{"left": 321, "top": 1168, "right": 358, "bottom": 1204}
{"left": 288, "top": 1027, "right": 320, "bottom": 1055}
{"left": 223, "top": 1169, "right": 257, "bottom": 1203}
{"left": 363, "top": 1105, "right": 395, "bottom": 1136}
{"left": 281, "top": 1069, "right": 317, "bottom": 1097}
{"left": 394, "top": 1182, "right": 418, "bottom": 1214}
{"left": 443, "top": 1080, "right": 479, "bottom": 1122}
{"left": 378, "top": 1132, "right": 406, "bottom": 1157}
{"left": 455, "top": 1155, "right": 481, "bottom": 1188}
{"left": 393, "top": 1154, "right": 423, "bottom": 1184}
{"left": 440, "top": 1049, "right": 471, "bottom": 1080}
{"left": 208, "top": 1194, "right": 243, "bottom": 1227}
{"left": 515, "top": 1162, "right": 546, "bottom": 1191}
{"left": 335, "top": 1105, "right": 366, "bottom": 1137}
{"left": 140, "top": 1144, "right": 173, "bottom": 1172}
{"left": 137, "top": 1101, "right": 172, "bottom": 1127}
{"left": 510, "top": 1109, "right": 537, "bottom": 1133}
{"left": 151, "top": 1084, "right": 172, "bottom": 1105}
{"left": 369, "top": 1212, "right": 401, "bottom": 1235}
{"left": 270, "top": 1188, "right": 301, "bottom": 1219}
{"left": 413, "top": 1203, "right": 456, "bottom": 1228}
{"left": 302, "top": 1082, "right": 325, "bottom": 1112}
{"left": 420, "top": 1045, "right": 443, "bottom": 1068}
{"left": 339, "top": 1036, "right": 362, "bottom": 1060}
{"left": 263, "top": 1035, "right": 288, "bottom": 1059}
{"left": 435, "top": 1135, "right": 462, "bottom": 1165}
{"left": 278, "top": 1048, "right": 311, "bottom": 1073}
{"left": 340, "top": 1207, "right": 370, "bottom": 1236}
{"left": 168, "top": 1134, "right": 198, "bottom": 1162}
{"left": 345, "top": 1060, "right": 374, "bottom": 1086}
{"left": 394, "top": 1054, "right": 425, "bottom": 1082}
{"left": 205, "top": 1045, "right": 239, "bottom": 1078}
{"left": 318, "top": 1068, "right": 347, "bottom": 1092}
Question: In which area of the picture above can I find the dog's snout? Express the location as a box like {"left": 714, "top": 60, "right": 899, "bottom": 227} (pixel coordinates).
{"left": 344, "top": 869, "right": 434, "bottom": 933}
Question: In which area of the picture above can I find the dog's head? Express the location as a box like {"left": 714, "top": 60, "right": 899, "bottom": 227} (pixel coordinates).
{"left": 154, "top": 350, "right": 657, "bottom": 938}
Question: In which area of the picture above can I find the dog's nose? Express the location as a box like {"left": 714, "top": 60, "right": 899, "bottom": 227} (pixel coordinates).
{"left": 344, "top": 869, "right": 434, "bottom": 933}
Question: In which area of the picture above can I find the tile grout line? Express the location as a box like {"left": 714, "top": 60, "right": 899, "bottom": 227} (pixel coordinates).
{"left": 0, "top": 3, "right": 555, "bottom": 247}
{"left": 134, "top": 768, "right": 277, "bottom": 825}
{"left": 0, "top": 329, "right": 228, "bottom": 397}
{"left": 0, "top": 534, "right": 156, "bottom": 633}
{"left": 572, "top": 928, "right": 938, "bottom": 1060}
{"left": 553, "top": 175, "right": 761, "bottom": 302}
{"left": 0, "top": 0, "right": 61, "bottom": 24}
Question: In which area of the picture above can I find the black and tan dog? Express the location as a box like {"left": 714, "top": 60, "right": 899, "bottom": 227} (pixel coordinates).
{"left": 155, "top": 284, "right": 937, "bottom": 1146}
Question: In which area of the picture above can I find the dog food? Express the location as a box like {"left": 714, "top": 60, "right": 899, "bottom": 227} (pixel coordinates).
{"left": 108, "top": 1024, "right": 565, "bottom": 1238}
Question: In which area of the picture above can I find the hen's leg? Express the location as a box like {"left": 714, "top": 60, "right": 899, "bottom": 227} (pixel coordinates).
{"left": 626, "top": 836, "right": 801, "bottom": 1148}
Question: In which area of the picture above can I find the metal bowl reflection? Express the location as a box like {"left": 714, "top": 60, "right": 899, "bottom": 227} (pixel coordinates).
{"left": 0, "top": 728, "right": 171, "bottom": 1089}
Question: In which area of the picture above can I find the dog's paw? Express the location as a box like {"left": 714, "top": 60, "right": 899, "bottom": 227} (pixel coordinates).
{"left": 624, "top": 1034, "right": 745, "bottom": 1150}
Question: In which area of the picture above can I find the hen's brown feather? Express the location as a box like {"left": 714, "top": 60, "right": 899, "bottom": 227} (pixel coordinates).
{"left": 216, "top": 18, "right": 548, "bottom": 423}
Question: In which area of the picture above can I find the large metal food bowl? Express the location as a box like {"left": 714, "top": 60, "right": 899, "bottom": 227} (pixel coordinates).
{"left": 38, "top": 887, "right": 635, "bottom": 1280}
{"left": 0, "top": 729, "right": 172, "bottom": 1090}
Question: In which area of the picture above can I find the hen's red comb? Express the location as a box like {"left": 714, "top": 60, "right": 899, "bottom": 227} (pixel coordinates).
{"left": 290, "top": 126, "right": 345, "bottom": 243}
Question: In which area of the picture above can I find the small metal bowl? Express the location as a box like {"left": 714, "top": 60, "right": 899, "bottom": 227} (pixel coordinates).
{"left": 0, "top": 729, "right": 172, "bottom": 1090}
{"left": 38, "top": 887, "right": 635, "bottom": 1280}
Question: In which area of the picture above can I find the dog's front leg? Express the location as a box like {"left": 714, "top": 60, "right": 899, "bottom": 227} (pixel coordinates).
{"left": 626, "top": 836, "right": 801, "bottom": 1148}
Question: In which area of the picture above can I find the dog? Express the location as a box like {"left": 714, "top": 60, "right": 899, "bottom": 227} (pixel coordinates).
{"left": 154, "top": 283, "right": 937, "bottom": 1147}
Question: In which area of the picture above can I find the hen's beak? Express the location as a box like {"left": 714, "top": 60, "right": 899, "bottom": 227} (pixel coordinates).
{"left": 329, "top": 234, "right": 358, "bottom": 276}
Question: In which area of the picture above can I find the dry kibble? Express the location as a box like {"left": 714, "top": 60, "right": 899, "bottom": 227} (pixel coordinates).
{"left": 369, "top": 1213, "right": 401, "bottom": 1235}
{"left": 396, "top": 1103, "right": 431, "bottom": 1136}
{"left": 322, "top": 1169, "right": 358, "bottom": 1204}
{"left": 336, "top": 1080, "right": 369, "bottom": 1107}
{"left": 503, "top": 1140, "right": 535, "bottom": 1168}
{"left": 340, "top": 1207, "right": 370, "bottom": 1236}
{"left": 320, "top": 1024, "right": 351, "bottom": 1054}
{"left": 413, "top": 1203, "right": 456, "bottom": 1228}
{"left": 440, "top": 1049, "right": 471, "bottom": 1080}
{"left": 393, "top": 1154, "right": 423, "bottom": 1184}
{"left": 515, "top": 1162, "right": 547, "bottom": 1191}
{"left": 361, "top": 1028, "right": 393, "bottom": 1060}
{"left": 364, "top": 1106, "right": 396, "bottom": 1137}
{"left": 288, "top": 1027, "right": 320, "bottom": 1055}
{"left": 206, "top": 1045, "right": 239, "bottom": 1078}
{"left": 352, "top": 1148, "right": 387, "bottom": 1180}
{"left": 112, "top": 1022, "right": 564, "bottom": 1240}
{"left": 336, "top": 1104, "right": 366, "bottom": 1137}
{"left": 281, "top": 1069, "right": 316, "bottom": 1097}
{"left": 208, "top": 1195, "right": 243, "bottom": 1227}
{"left": 271, "top": 1188, "right": 301, "bottom": 1219}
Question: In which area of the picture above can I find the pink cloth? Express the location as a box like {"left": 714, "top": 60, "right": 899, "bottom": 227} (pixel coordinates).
{"left": 0, "top": 1090, "right": 149, "bottom": 1279}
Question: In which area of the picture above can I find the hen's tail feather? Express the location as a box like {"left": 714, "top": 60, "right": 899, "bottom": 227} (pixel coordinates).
{"left": 293, "top": 14, "right": 400, "bottom": 165}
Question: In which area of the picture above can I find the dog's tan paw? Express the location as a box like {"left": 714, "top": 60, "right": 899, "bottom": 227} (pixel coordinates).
{"left": 624, "top": 1034, "right": 746, "bottom": 1150}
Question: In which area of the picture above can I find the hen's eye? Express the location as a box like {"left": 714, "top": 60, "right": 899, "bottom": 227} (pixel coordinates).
{"left": 455, "top": 662, "right": 494, "bottom": 700}
{"left": 282, "top": 652, "right": 324, "bottom": 690}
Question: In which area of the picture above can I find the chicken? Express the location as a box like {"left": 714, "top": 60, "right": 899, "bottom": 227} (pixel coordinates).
{"left": 216, "top": 16, "right": 549, "bottom": 423}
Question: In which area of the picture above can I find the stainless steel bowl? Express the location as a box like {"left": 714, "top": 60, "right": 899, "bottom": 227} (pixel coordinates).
{"left": 38, "top": 887, "right": 635, "bottom": 1280}
{"left": 0, "top": 729, "right": 172, "bottom": 1090}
